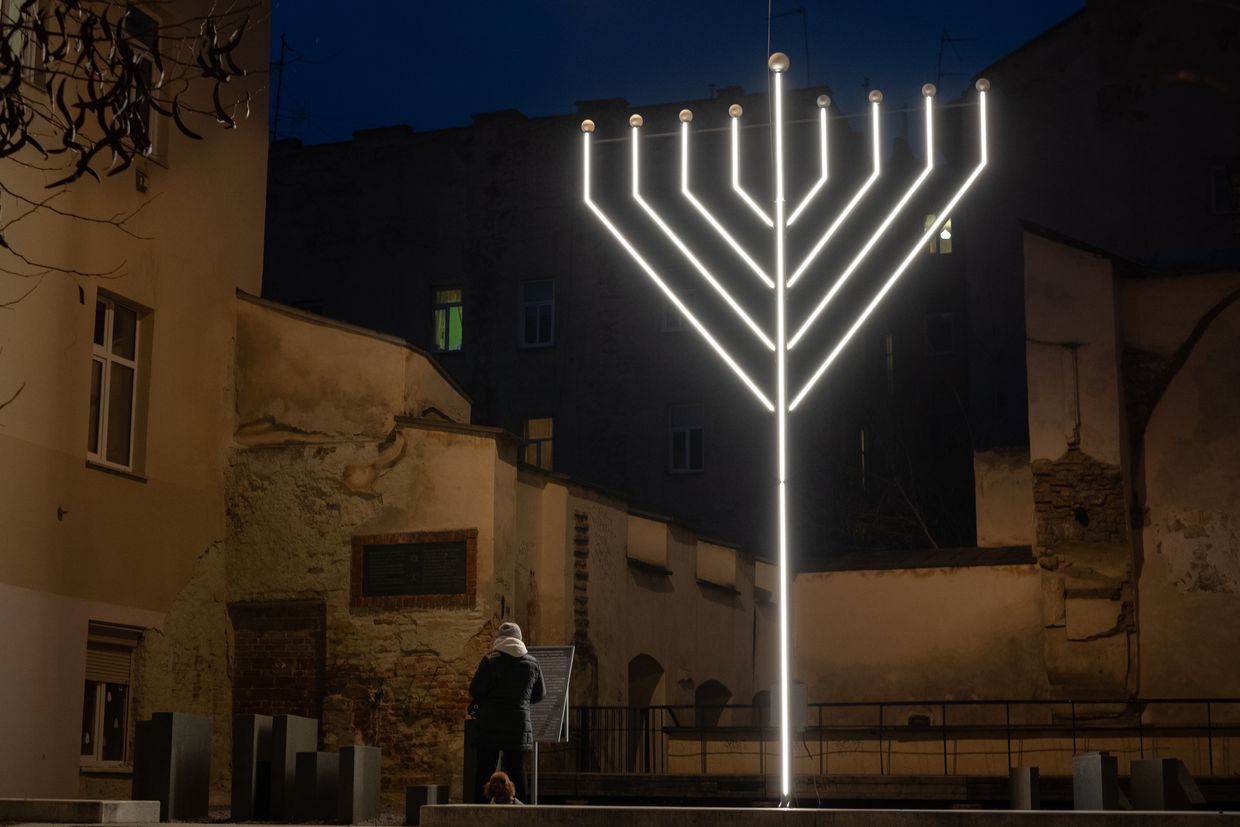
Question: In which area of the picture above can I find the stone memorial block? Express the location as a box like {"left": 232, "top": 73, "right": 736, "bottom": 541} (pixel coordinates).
{"left": 1009, "top": 766, "right": 1040, "bottom": 810}
{"left": 270, "top": 714, "right": 319, "bottom": 821}
{"left": 131, "top": 712, "right": 212, "bottom": 821}
{"left": 231, "top": 714, "right": 273, "bottom": 821}
{"left": 295, "top": 751, "right": 340, "bottom": 822}
{"left": 338, "top": 745, "right": 381, "bottom": 824}
{"left": 1131, "top": 757, "right": 1206, "bottom": 810}
{"left": 462, "top": 718, "right": 480, "bottom": 804}
{"left": 404, "top": 784, "right": 449, "bottom": 826}
{"left": 1072, "top": 751, "right": 1125, "bottom": 810}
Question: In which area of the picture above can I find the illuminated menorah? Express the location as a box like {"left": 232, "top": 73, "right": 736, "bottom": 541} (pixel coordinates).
{"left": 580, "top": 53, "right": 989, "bottom": 801}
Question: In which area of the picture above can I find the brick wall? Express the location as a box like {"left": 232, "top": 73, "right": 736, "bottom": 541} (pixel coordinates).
{"left": 570, "top": 510, "right": 598, "bottom": 706}
{"left": 228, "top": 600, "right": 326, "bottom": 722}
{"left": 1031, "top": 446, "right": 1127, "bottom": 550}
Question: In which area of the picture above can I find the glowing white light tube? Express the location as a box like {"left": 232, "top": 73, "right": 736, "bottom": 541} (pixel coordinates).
{"left": 787, "top": 101, "right": 882, "bottom": 286}
{"left": 786, "top": 105, "right": 828, "bottom": 227}
{"left": 682, "top": 123, "right": 775, "bottom": 289}
{"left": 732, "top": 116, "right": 775, "bottom": 228}
{"left": 632, "top": 126, "right": 776, "bottom": 351}
{"left": 789, "top": 91, "right": 988, "bottom": 411}
{"left": 772, "top": 68, "right": 792, "bottom": 803}
{"left": 787, "top": 93, "right": 935, "bottom": 349}
{"left": 583, "top": 132, "right": 775, "bottom": 412}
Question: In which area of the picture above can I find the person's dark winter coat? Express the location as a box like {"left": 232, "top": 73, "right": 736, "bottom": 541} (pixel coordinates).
{"left": 469, "top": 623, "right": 546, "bottom": 751}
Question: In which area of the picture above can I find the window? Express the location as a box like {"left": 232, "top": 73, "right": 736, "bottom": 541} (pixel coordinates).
{"left": 924, "top": 213, "right": 953, "bottom": 254}
{"left": 522, "top": 417, "right": 553, "bottom": 470}
{"left": 89, "top": 294, "right": 142, "bottom": 471}
{"left": 925, "top": 313, "right": 954, "bottom": 355}
{"left": 1, "top": 0, "right": 43, "bottom": 84}
{"left": 81, "top": 622, "right": 143, "bottom": 765}
{"left": 662, "top": 291, "right": 697, "bottom": 333}
{"left": 669, "top": 405, "right": 704, "bottom": 473}
{"left": 124, "top": 5, "right": 160, "bottom": 155}
{"left": 1211, "top": 165, "right": 1236, "bottom": 215}
{"left": 432, "top": 288, "right": 463, "bottom": 352}
{"left": 520, "top": 280, "right": 554, "bottom": 347}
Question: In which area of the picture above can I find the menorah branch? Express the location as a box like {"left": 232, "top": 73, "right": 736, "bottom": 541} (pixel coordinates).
{"left": 789, "top": 85, "right": 990, "bottom": 411}
{"left": 787, "top": 98, "right": 884, "bottom": 286}
{"left": 581, "top": 126, "right": 776, "bottom": 412}
{"left": 787, "top": 88, "right": 938, "bottom": 349}
{"left": 680, "top": 116, "right": 774, "bottom": 289}
{"left": 630, "top": 120, "right": 775, "bottom": 351}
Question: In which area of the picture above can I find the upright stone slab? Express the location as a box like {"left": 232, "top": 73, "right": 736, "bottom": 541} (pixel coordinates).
{"left": 295, "top": 751, "right": 340, "bottom": 822}
{"left": 1010, "top": 766, "right": 1041, "bottom": 810}
{"left": 338, "top": 745, "right": 381, "bottom": 824}
{"left": 405, "top": 785, "right": 449, "bottom": 825}
{"left": 269, "top": 714, "right": 319, "bottom": 821}
{"left": 462, "top": 718, "right": 480, "bottom": 804}
{"left": 1072, "top": 751, "right": 1123, "bottom": 810}
{"left": 131, "top": 712, "right": 212, "bottom": 821}
{"left": 1131, "top": 758, "right": 1206, "bottom": 810}
{"left": 231, "top": 714, "right": 273, "bottom": 820}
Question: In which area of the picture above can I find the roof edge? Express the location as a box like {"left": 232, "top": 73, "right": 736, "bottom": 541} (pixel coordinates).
{"left": 236, "top": 290, "right": 472, "bottom": 404}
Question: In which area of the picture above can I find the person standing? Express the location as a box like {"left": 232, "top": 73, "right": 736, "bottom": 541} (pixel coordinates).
{"left": 468, "top": 621, "right": 545, "bottom": 803}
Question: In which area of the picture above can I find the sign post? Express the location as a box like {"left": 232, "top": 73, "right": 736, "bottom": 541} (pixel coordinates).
{"left": 528, "top": 645, "right": 574, "bottom": 804}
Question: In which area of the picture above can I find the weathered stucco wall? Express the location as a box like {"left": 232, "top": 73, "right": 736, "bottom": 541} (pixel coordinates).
{"left": 235, "top": 298, "right": 469, "bottom": 440}
{"left": 973, "top": 449, "right": 1034, "bottom": 548}
{"left": 1139, "top": 300, "right": 1240, "bottom": 697}
{"left": 1024, "top": 233, "right": 1125, "bottom": 468}
{"left": 794, "top": 565, "right": 1048, "bottom": 702}
{"left": 0, "top": 0, "right": 269, "bottom": 797}
{"left": 586, "top": 510, "right": 761, "bottom": 711}
{"left": 223, "top": 423, "right": 502, "bottom": 804}
{"left": 132, "top": 298, "right": 775, "bottom": 805}
{"left": 1022, "top": 231, "right": 1134, "bottom": 696}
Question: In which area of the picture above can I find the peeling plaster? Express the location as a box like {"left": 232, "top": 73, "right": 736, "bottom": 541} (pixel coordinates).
{"left": 1154, "top": 506, "right": 1240, "bottom": 594}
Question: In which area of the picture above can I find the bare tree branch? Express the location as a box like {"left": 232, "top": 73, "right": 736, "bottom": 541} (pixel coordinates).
{"left": 0, "top": 380, "right": 26, "bottom": 415}
{"left": 0, "top": 272, "right": 45, "bottom": 307}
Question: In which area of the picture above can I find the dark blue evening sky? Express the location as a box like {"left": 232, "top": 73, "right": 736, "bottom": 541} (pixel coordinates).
{"left": 269, "top": 1, "right": 1084, "bottom": 145}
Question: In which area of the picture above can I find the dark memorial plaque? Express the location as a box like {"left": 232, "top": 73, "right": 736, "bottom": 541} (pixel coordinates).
{"left": 361, "top": 542, "right": 466, "bottom": 597}
{"left": 528, "top": 646, "right": 574, "bottom": 743}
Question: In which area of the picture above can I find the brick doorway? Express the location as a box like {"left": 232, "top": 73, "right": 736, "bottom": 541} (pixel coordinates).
{"left": 228, "top": 600, "right": 326, "bottom": 722}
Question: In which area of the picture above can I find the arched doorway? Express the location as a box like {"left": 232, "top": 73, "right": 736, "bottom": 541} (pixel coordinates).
{"left": 694, "top": 679, "right": 732, "bottom": 728}
{"left": 626, "top": 654, "right": 665, "bottom": 771}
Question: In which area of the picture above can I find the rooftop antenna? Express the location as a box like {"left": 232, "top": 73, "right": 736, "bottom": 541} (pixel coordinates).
{"left": 769, "top": 8, "right": 813, "bottom": 86}
{"left": 936, "top": 29, "right": 978, "bottom": 90}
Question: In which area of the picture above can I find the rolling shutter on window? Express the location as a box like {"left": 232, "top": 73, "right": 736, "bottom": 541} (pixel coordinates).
{"left": 85, "top": 621, "right": 143, "bottom": 684}
{"left": 85, "top": 645, "right": 132, "bottom": 685}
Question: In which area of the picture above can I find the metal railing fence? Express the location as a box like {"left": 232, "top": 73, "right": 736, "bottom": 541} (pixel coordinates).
{"left": 535, "top": 698, "right": 1240, "bottom": 778}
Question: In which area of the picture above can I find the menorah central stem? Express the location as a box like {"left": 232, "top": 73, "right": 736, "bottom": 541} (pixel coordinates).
{"left": 771, "top": 59, "right": 793, "bottom": 804}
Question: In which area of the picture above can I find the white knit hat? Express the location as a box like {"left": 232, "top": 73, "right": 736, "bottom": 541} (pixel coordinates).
{"left": 497, "top": 621, "right": 522, "bottom": 641}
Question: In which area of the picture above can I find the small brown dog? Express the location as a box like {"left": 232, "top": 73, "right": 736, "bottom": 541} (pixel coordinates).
{"left": 484, "top": 770, "right": 521, "bottom": 804}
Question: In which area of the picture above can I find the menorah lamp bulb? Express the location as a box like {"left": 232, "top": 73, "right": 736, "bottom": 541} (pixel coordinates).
{"left": 816, "top": 94, "right": 830, "bottom": 109}
{"left": 629, "top": 114, "right": 644, "bottom": 128}
{"left": 975, "top": 77, "right": 991, "bottom": 93}
{"left": 922, "top": 83, "right": 937, "bottom": 98}
{"left": 768, "top": 52, "right": 790, "bottom": 73}
{"left": 679, "top": 109, "right": 693, "bottom": 123}
{"left": 868, "top": 89, "right": 884, "bottom": 104}
{"left": 580, "top": 119, "right": 595, "bottom": 133}
{"left": 728, "top": 104, "right": 743, "bottom": 119}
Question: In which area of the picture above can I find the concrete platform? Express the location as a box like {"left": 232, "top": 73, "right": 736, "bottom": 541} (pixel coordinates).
{"left": 0, "top": 798, "right": 161, "bottom": 823}
{"left": 420, "top": 805, "right": 1240, "bottom": 827}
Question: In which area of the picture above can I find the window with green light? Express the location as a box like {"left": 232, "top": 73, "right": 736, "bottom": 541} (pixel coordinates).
{"left": 433, "top": 288, "right": 463, "bottom": 352}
